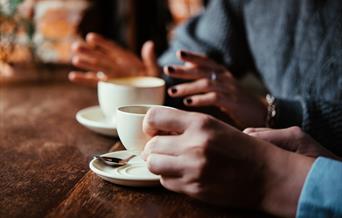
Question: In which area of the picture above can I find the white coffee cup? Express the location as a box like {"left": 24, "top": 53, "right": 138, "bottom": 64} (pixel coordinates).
{"left": 98, "top": 76, "right": 165, "bottom": 122}
{"left": 116, "top": 105, "right": 169, "bottom": 154}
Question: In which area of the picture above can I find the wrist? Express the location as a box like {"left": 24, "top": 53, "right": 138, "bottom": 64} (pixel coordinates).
{"left": 260, "top": 146, "right": 315, "bottom": 217}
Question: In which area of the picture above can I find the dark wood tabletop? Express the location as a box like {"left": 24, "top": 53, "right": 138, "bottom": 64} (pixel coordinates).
{"left": 0, "top": 78, "right": 272, "bottom": 218}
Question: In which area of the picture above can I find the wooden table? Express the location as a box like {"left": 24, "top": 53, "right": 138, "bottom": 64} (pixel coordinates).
{"left": 0, "top": 80, "right": 271, "bottom": 218}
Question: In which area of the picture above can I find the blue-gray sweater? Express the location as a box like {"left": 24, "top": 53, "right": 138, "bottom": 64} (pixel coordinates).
{"left": 159, "top": 0, "right": 342, "bottom": 155}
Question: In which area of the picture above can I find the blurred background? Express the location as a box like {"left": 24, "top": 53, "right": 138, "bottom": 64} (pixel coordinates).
{"left": 0, "top": 0, "right": 207, "bottom": 83}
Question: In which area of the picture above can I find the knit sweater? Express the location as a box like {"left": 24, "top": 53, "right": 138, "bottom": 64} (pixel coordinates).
{"left": 159, "top": 0, "right": 342, "bottom": 155}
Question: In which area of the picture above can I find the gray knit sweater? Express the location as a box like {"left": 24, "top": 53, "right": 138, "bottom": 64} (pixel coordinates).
{"left": 159, "top": 0, "right": 342, "bottom": 155}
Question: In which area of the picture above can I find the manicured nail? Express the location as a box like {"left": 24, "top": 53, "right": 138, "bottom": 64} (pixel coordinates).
{"left": 180, "top": 51, "right": 187, "bottom": 58}
{"left": 170, "top": 88, "right": 177, "bottom": 94}
{"left": 185, "top": 98, "right": 192, "bottom": 104}
{"left": 167, "top": 66, "right": 175, "bottom": 73}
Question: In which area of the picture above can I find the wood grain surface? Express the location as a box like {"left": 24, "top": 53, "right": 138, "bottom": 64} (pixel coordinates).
{"left": 0, "top": 81, "right": 272, "bottom": 218}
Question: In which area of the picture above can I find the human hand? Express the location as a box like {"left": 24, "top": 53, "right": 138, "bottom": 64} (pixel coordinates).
{"left": 244, "top": 126, "right": 340, "bottom": 160}
{"left": 164, "top": 50, "right": 267, "bottom": 129}
{"left": 69, "top": 33, "right": 160, "bottom": 86}
{"left": 142, "top": 107, "right": 314, "bottom": 217}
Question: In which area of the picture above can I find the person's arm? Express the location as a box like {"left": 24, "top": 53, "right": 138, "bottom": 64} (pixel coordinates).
{"left": 274, "top": 98, "right": 342, "bottom": 156}
{"left": 296, "top": 157, "right": 342, "bottom": 218}
{"left": 141, "top": 107, "right": 315, "bottom": 217}
{"left": 159, "top": 0, "right": 255, "bottom": 77}
{"left": 244, "top": 127, "right": 342, "bottom": 216}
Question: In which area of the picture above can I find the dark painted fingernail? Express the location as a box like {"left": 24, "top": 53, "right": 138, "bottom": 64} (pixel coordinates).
{"left": 170, "top": 88, "right": 177, "bottom": 94}
{"left": 180, "top": 51, "right": 187, "bottom": 58}
{"left": 167, "top": 66, "right": 175, "bottom": 73}
{"left": 185, "top": 98, "right": 192, "bottom": 104}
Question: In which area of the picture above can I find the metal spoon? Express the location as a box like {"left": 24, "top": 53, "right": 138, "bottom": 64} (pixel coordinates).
{"left": 94, "top": 154, "right": 135, "bottom": 167}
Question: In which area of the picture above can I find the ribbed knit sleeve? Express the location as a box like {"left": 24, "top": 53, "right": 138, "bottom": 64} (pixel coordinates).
{"left": 302, "top": 100, "right": 342, "bottom": 155}
{"left": 275, "top": 98, "right": 342, "bottom": 156}
{"left": 158, "top": 0, "right": 255, "bottom": 76}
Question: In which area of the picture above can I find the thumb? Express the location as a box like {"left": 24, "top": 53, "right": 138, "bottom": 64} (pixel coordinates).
{"left": 143, "top": 107, "right": 189, "bottom": 137}
{"left": 141, "top": 41, "right": 160, "bottom": 76}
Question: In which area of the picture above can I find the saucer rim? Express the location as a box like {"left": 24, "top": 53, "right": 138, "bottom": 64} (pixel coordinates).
{"left": 76, "top": 105, "right": 116, "bottom": 129}
{"left": 98, "top": 175, "right": 160, "bottom": 187}
{"left": 89, "top": 150, "right": 160, "bottom": 182}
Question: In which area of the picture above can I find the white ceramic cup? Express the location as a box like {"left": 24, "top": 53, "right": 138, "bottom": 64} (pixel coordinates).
{"left": 116, "top": 105, "right": 168, "bottom": 155}
{"left": 98, "top": 76, "right": 165, "bottom": 122}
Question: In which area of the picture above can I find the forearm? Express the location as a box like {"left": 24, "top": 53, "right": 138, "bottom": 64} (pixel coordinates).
{"left": 260, "top": 145, "right": 315, "bottom": 217}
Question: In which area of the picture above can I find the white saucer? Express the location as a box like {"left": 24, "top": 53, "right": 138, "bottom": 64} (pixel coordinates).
{"left": 89, "top": 150, "right": 160, "bottom": 187}
{"left": 76, "top": 105, "right": 118, "bottom": 136}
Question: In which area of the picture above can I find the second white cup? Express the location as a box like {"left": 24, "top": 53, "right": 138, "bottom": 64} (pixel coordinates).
{"left": 98, "top": 76, "right": 165, "bottom": 122}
